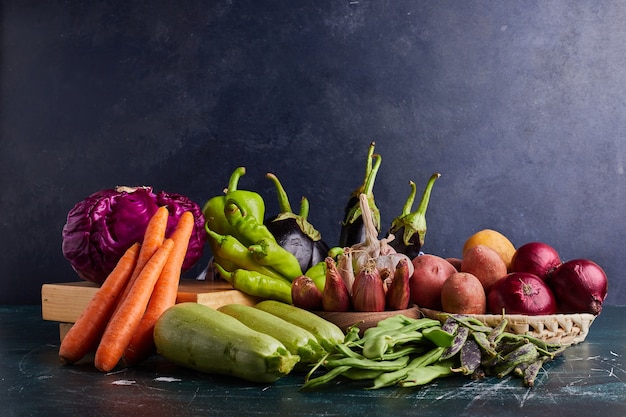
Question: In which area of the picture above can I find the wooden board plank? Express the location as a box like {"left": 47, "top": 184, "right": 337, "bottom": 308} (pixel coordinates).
{"left": 41, "top": 279, "right": 249, "bottom": 323}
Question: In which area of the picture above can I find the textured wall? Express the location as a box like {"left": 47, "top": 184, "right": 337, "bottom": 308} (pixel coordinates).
{"left": 2, "top": 1, "right": 624, "bottom": 305}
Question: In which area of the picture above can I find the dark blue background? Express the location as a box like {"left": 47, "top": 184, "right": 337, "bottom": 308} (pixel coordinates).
{"left": 2, "top": 1, "right": 624, "bottom": 305}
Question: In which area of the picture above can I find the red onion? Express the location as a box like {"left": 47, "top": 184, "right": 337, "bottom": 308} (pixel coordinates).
{"left": 549, "top": 259, "right": 608, "bottom": 315}
{"left": 510, "top": 242, "right": 561, "bottom": 281}
{"left": 487, "top": 272, "right": 557, "bottom": 315}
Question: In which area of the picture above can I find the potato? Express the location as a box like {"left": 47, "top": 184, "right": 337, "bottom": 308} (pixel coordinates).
{"left": 441, "top": 272, "right": 487, "bottom": 314}
{"left": 461, "top": 244, "right": 507, "bottom": 292}
{"left": 410, "top": 254, "right": 457, "bottom": 310}
{"left": 445, "top": 257, "right": 463, "bottom": 272}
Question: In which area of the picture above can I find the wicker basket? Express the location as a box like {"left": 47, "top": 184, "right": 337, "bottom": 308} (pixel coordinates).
{"left": 419, "top": 308, "right": 596, "bottom": 345}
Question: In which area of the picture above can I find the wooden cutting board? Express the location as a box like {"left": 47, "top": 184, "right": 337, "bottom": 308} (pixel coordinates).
{"left": 41, "top": 279, "right": 261, "bottom": 324}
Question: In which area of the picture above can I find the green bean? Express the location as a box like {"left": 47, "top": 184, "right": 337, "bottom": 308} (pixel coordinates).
{"left": 301, "top": 365, "right": 352, "bottom": 390}
{"left": 400, "top": 359, "right": 455, "bottom": 387}
{"left": 422, "top": 326, "right": 455, "bottom": 348}
{"left": 344, "top": 326, "right": 362, "bottom": 344}
{"left": 325, "top": 355, "right": 410, "bottom": 371}
{"left": 367, "top": 346, "right": 445, "bottom": 390}
{"left": 341, "top": 367, "right": 385, "bottom": 381}
{"left": 334, "top": 342, "right": 365, "bottom": 360}
{"left": 362, "top": 334, "right": 393, "bottom": 359}
{"left": 381, "top": 345, "right": 425, "bottom": 360}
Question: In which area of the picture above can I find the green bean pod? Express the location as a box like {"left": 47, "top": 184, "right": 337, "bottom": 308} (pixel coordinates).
{"left": 400, "top": 359, "right": 456, "bottom": 387}
{"left": 325, "top": 355, "right": 410, "bottom": 372}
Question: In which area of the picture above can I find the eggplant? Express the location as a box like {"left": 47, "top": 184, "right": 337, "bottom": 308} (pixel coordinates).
{"left": 387, "top": 173, "right": 440, "bottom": 259}
{"left": 339, "top": 142, "right": 382, "bottom": 247}
{"left": 264, "top": 173, "right": 330, "bottom": 272}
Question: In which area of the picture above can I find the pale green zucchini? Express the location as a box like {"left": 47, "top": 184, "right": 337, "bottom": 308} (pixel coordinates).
{"left": 218, "top": 303, "right": 326, "bottom": 363}
{"left": 153, "top": 302, "right": 300, "bottom": 383}
{"left": 254, "top": 300, "right": 345, "bottom": 351}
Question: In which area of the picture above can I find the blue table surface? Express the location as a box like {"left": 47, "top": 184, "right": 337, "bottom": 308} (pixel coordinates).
{"left": 1, "top": 305, "right": 625, "bottom": 417}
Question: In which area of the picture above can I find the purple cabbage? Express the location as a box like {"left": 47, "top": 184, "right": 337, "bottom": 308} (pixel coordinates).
{"left": 62, "top": 186, "right": 206, "bottom": 284}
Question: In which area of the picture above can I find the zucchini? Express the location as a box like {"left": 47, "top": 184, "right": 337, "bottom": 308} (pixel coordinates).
{"left": 218, "top": 303, "right": 326, "bottom": 364}
{"left": 255, "top": 300, "right": 345, "bottom": 351}
{"left": 153, "top": 302, "right": 300, "bottom": 383}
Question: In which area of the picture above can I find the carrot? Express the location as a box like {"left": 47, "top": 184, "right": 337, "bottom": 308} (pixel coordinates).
{"left": 58, "top": 243, "right": 140, "bottom": 365}
{"left": 94, "top": 238, "right": 175, "bottom": 372}
{"left": 117, "top": 206, "right": 169, "bottom": 304}
{"left": 122, "top": 211, "right": 195, "bottom": 365}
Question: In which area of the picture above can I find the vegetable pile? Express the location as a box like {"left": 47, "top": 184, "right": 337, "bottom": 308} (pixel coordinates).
{"left": 57, "top": 141, "right": 610, "bottom": 390}
{"left": 202, "top": 167, "right": 310, "bottom": 304}
{"left": 302, "top": 312, "right": 566, "bottom": 390}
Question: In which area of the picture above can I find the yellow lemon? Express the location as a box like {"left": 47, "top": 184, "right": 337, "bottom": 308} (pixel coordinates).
{"left": 462, "top": 229, "right": 516, "bottom": 270}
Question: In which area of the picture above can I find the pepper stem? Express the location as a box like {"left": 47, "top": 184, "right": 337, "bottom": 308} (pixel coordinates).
{"left": 227, "top": 166, "right": 246, "bottom": 193}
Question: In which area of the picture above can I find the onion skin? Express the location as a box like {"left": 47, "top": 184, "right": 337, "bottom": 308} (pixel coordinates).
{"left": 487, "top": 272, "right": 557, "bottom": 315}
{"left": 510, "top": 242, "right": 562, "bottom": 281}
{"left": 549, "top": 259, "right": 608, "bottom": 315}
{"left": 322, "top": 257, "right": 350, "bottom": 312}
{"left": 385, "top": 258, "right": 411, "bottom": 311}
{"left": 291, "top": 276, "right": 323, "bottom": 311}
{"left": 352, "top": 264, "right": 386, "bottom": 312}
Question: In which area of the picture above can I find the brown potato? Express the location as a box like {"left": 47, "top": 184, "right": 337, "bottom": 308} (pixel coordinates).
{"left": 410, "top": 254, "right": 457, "bottom": 310}
{"left": 461, "top": 244, "right": 508, "bottom": 292}
{"left": 441, "top": 272, "right": 487, "bottom": 314}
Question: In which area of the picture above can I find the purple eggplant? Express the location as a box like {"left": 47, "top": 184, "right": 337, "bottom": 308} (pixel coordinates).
{"left": 339, "top": 142, "right": 382, "bottom": 247}
{"left": 387, "top": 173, "right": 440, "bottom": 259}
{"left": 264, "top": 173, "right": 330, "bottom": 272}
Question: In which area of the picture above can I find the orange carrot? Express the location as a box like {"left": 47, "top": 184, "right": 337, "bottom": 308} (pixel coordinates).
{"left": 117, "top": 206, "right": 169, "bottom": 304}
{"left": 122, "top": 211, "right": 195, "bottom": 365}
{"left": 59, "top": 243, "right": 140, "bottom": 365}
{"left": 94, "top": 238, "right": 175, "bottom": 372}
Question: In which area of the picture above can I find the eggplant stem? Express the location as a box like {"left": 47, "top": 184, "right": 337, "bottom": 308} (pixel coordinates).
{"left": 266, "top": 172, "right": 293, "bottom": 214}
{"left": 364, "top": 141, "right": 376, "bottom": 186}
{"left": 363, "top": 154, "right": 382, "bottom": 197}
{"left": 299, "top": 197, "right": 310, "bottom": 221}
{"left": 401, "top": 181, "right": 417, "bottom": 216}
{"left": 415, "top": 173, "right": 441, "bottom": 215}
